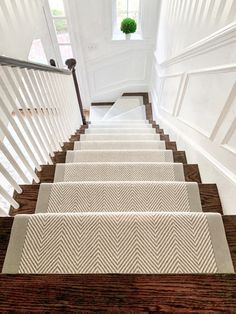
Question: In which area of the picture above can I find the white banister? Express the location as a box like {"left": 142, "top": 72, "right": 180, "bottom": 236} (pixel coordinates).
{"left": 34, "top": 70, "right": 62, "bottom": 151}
{"left": 21, "top": 68, "right": 54, "bottom": 163}
{"left": 0, "top": 57, "right": 83, "bottom": 213}
{"left": 27, "top": 70, "right": 57, "bottom": 156}
{"left": 13, "top": 67, "right": 51, "bottom": 164}
{"left": 0, "top": 186, "right": 19, "bottom": 210}
{"left": 0, "top": 119, "right": 40, "bottom": 183}
{"left": 0, "top": 142, "right": 30, "bottom": 183}
{"left": 0, "top": 163, "right": 22, "bottom": 194}
{"left": 2, "top": 66, "right": 46, "bottom": 164}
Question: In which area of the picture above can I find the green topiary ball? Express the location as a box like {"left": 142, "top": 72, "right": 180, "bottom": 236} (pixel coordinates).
{"left": 121, "top": 18, "right": 137, "bottom": 34}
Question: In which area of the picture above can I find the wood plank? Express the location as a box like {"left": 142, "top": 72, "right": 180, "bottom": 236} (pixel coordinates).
{"left": 165, "top": 141, "right": 177, "bottom": 151}
{"left": 199, "top": 184, "right": 223, "bottom": 214}
{"left": 35, "top": 165, "right": 56, "bottom": 184}
{"left": 183, "top": 164, "right": 202, "bottom": 183}
{"left": 0, "top": 217, "right": 13, "bottom": 272}
{"left": 10, "top": 185, "right": 40, "bottom": 216}
{"left": 52, "top": 152, "right": 67, "bottom": 164}
{"left": 0, "top": 273, "right": 235, "bottom": 312}
{"left": 156, "top": 128, "right": 164, "bottom": 134}
{"left": 0, "top": 215, "right": 235, "bottom": 311}
{"left": 160, "top": 134, "right": 170, "bottom": 141}
{"left": 173, "top": 151, "right": 187, "bottom": 164}
{"left": 62, "top": 142, "right": 74, "bottom": 151}
{"left": 91, "top": 102, "right": 115, "bottom": 106}
{"left": 223, "top": 215, "right": 236, "bottom": 271}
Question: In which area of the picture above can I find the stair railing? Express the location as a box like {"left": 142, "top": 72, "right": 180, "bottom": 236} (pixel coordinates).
{"left": 65, "top": 58, "right": 87, "bottom": 125}
{"left": 0, "top": 56, "right": 83, "bottom": 213}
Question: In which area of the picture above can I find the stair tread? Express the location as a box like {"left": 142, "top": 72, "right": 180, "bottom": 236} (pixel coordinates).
{"left": 54, "top": 162, "right": 186, "bottom": 182}
{"left": 2, "top": 213, "right": 233, "bottom": 274}
{"left": 35, "top": 181, "right": 202, "bottom": 214}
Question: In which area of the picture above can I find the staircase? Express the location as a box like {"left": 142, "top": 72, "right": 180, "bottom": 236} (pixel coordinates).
{"left": 1, "top": 93, "right": 236, "bottom": 311}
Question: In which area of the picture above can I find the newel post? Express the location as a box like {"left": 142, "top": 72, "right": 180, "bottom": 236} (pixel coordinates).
{"left": 65, "top": 58, "right": 86, "bottom": 125}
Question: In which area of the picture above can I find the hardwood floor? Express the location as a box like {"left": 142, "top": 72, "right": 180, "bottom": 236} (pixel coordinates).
{"left": 0, "top": 273, "right": 236, "bottom": 312}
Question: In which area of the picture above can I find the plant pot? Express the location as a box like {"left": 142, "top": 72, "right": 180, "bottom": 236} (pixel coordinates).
{"left": 126, "top": 33, "right": 131, "bottom": 40}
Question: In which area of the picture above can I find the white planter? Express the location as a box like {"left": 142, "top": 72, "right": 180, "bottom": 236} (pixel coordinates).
{"left": 126, "top": 34, "right": 131, "bottom": 40}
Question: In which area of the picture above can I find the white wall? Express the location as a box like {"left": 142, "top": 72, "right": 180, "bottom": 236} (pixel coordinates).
{"left": 65, "top": 0, "right": 160, "bottom": 104}
{"left": 0, "top": 0, "right": 55, "bottom": 62}
{"left": 150, "top": 0, "right": 236, "bottom": 214}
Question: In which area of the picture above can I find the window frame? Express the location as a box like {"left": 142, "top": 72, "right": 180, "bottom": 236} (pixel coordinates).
{"left": 112, "top": 0, "right": 143, "bottom": 41}
{"left": 47, "top": 0, "right": 74, "bottom": 67}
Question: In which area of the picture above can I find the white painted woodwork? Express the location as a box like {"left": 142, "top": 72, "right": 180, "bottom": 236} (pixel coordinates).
{"left": 150, "top": 0, "right": 236, "bottom": 214}
{"left": 0, "top": 65, "right": 82, "bottom": 214}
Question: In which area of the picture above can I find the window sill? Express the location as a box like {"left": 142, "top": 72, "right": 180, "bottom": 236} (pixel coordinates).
{"left": 112, "top": 32, "right": 143, "bottom": 41}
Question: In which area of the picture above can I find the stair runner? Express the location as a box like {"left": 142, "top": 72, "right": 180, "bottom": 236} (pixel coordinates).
{"left": 2, "top": 97, "right": 234, "bottom": 274}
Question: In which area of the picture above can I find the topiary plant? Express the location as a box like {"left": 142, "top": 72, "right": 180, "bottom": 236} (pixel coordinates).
{"left": 120, "top": 18, "right": 137, "bottom": 34}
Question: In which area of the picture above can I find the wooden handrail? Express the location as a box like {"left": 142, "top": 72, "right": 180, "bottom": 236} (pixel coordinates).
{"left": 0, "top": 56, "right": 71, "bottom": 75}
{"left": 66, "top": 58, "right": 87, "bottom": 125}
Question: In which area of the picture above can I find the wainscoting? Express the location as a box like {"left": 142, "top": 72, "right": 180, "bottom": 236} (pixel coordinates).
{"left": 150, "top": 15, "right": 236, "bottom": 214}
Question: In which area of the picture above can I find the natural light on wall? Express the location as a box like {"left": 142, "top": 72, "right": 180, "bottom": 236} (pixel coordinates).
{"left": 28, "top": 39, "right": 48, "bottom": 64}
{"left": 113, "top": 0, "right": 141, "bottom": 40}
{"left": 48, "top": 0, "right": 74, "bottom": 65}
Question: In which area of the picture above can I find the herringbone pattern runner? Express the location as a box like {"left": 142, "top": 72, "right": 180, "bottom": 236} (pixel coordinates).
{"left": 4, "top": 213, "right": 234, "bottom": 274}
{"left": 54, "top": 162, "right": 185, "bottom": 182}
{"left": 36, "top": 182, "right": 202, "bottom": 213}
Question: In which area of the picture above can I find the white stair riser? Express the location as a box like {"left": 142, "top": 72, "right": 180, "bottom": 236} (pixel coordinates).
{"left": 85, "top": 129, "right": 156, "bottom": 134}
{"left": 66, "top": 150, "right": 173, "bottom": 163}
{"left": 54, "top": 163, "right": 185, "bottom": 182}
{"left": 80, "top": 134, "right": 161, "bottom": 141}
{"left": 36, "top": 182, "right": 202, "bottom": 214}
{"left": 74, "top": 141, "right": 166, "bottom": 150}
{"left": 89, "top": 124, "right": 152, "bottom": 129}
{"left": 92, "top": 120, "right": 149, "bottom": 124}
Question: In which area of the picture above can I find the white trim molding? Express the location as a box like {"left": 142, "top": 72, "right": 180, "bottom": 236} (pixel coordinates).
{"left": 155, "top": 21, "right": 236, "bottom": 67}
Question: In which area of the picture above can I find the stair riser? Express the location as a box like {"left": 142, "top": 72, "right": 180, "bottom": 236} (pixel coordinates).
{"left": 74, "top": 141, "right": 166, "bottom": 150}
{"left": 66, "top": 151, "right": 174, "bottom": 163}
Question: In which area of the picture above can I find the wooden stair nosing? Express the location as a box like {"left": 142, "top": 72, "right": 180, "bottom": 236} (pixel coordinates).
{"left": 91, "top": 102, "right": 115, "bottom": 106}
{"left": 0, "top": 273, "right": 235, "bottom": 312}
{"left": 9, "top": 183, "right": 222, "bottom": 216}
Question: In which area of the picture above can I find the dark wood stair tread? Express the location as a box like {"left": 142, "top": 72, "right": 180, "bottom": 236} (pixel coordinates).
{"left": 0, "top": 273, "right": 235, "bottom": 312}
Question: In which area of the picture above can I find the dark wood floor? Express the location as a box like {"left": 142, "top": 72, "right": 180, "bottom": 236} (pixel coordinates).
{"left": 0, "top": 273, "right": 235, "bottom": 312}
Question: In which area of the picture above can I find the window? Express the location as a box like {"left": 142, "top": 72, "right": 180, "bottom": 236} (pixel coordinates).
{"left": 48, "top": 0, "right": 73, "bottom": 66}
{"left": 113, "top": 0, "right": 141, "bottom": 40}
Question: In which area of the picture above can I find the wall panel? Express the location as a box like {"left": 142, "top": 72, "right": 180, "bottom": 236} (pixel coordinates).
{"left": 150, "top": 0, "right": 236, "bottom": 214}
